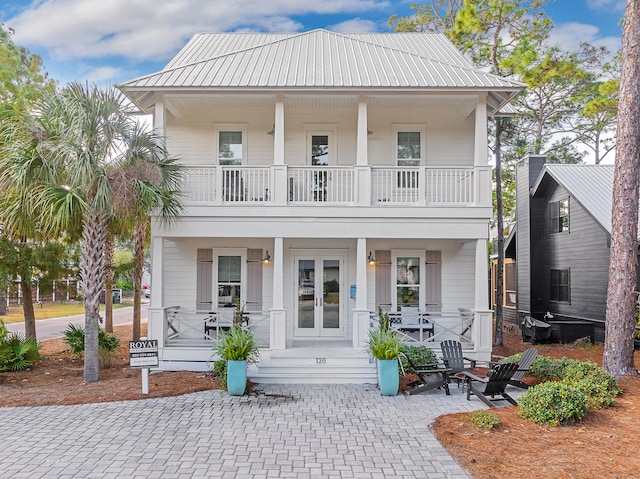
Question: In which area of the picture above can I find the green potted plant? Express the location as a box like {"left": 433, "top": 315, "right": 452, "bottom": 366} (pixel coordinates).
{"left": 212, "top": 326, "right": 259, "bottom": 396}
{"left": 368, "top": 317, "right": 403, "bottom": 396}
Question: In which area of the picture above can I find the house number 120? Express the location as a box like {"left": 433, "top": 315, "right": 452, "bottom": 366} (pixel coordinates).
{"left": 316, "top": 357, "right": 326, "bottom": 364}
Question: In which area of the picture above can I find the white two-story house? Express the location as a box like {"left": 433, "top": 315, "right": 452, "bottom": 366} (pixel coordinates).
{"left": 118, "top": 29, "right": 524, "bottom": 383}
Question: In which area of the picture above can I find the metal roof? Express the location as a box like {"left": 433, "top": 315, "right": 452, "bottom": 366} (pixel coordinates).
{"left": 532, "top": 164, "right": 615, "bottom": 234}
{"left": 119, "top": 29, "right": 524, "bottom": 108}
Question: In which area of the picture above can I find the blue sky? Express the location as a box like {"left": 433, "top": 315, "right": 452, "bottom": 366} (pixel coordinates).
{"left": 0, "top": 0, "right": 625, "bottom": 85}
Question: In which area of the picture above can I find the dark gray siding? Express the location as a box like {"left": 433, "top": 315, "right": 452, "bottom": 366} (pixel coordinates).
{"left": 515, "top": 156, "right": 546, "bottom": 317}
{"left": 541, "top": 184, "right": 610, "bottom": 323}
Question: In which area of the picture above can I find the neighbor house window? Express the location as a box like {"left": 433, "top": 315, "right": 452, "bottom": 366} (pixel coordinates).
{"left": 550, "top": 198, "right": 569, "bottom": 233}
{"left": 550, "top": 269, "right": 570, "bottom": 303}
{"left": 505, "top": 260, "right": 516, "bottom": 307}
{"left": 217, "top": 255, "right": 242, "bottom": 307}
{"left": 394, "top": 124, "right": 425, "bottom": 167}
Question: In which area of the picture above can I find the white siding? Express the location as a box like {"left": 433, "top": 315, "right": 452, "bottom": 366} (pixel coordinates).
{"left": 441, "top": 241, "right": 475, "bottom": 311}
{"left": 367, "top": 107, "right": 474, "bottom": 167}
{"left": 283, "top": 108, "right": 357, "bottom": 166}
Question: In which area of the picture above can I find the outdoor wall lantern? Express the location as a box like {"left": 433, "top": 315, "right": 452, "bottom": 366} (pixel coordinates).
{"left": 263, "top": 250, "right": 271, "bottom": 264}
{"left": 368, "top": 252, "right": 375, "bottom": 265}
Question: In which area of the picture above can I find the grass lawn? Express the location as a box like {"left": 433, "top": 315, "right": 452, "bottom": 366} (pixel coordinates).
{"left": 1, "top": 300, "right": 135, "bottom": 323}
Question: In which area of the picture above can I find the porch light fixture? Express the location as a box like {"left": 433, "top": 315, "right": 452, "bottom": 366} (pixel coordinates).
{"left": 367, "top": 130, "right": 373, "bottom": 136}
{"left": 263, "top": 250, "right": 271, "bottom": 264}
{"left": 267, "top": 124, "right": 275, "bottom": 136}
{"left": 368, "top": 252, "right": 375, "bottom": 265}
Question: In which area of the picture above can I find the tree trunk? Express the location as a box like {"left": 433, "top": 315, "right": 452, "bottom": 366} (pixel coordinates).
{"left": 603, "top": 0, "right": 640, "bottom": 378}
{"left": 132, "top": 220, "right": 146, "bottom": 341}
{"left": 81, "top": 211, "right": 108, "bottom": 383}
{"left": 104, "top": 233, "right": 115, "bottom": 333}
{"left": 21, "top": 279, "right": 36, "bottom": 340}
{"left": 494, "top": 117, "right": 504, "bottom": 347}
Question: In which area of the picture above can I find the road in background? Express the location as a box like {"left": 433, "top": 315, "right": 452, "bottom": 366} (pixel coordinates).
{"left": 5, "top": 305, "right": 149, "bottom": 340}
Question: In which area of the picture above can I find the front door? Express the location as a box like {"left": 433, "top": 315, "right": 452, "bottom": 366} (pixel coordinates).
{"left": 294, "top": 256, "right": 344, "bottom": 337}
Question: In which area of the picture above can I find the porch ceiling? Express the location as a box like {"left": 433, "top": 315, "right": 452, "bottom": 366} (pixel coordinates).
{"left": 163, "top": 93, "right": 479, "bottom": 117}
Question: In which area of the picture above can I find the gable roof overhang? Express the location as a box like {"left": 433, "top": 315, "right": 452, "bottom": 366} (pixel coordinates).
{"left": 118, "top": 29, "right": 525, "bottom": 114}
{"left": 531, "top": 164, "right": 616, "bottom": 237}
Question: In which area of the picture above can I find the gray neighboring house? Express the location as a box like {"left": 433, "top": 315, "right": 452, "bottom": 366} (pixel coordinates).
{"left": 514, "top": 155, "right": 629, "bottom": 343}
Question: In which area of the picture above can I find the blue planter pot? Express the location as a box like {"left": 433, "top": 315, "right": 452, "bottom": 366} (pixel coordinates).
{"left": 227, "top": 359, "right": 247, "bottom": 396}
{"left": 377, "top": 359, "right": 399, "bottom": 396}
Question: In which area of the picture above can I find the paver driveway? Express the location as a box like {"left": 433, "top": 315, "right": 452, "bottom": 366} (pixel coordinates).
{"left": 0, "top": 383, "right": 482, "bottom": 478}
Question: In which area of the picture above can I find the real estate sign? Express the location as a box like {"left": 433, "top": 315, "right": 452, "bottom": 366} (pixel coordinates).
{"left": 129, "top": 340, "right": 159, "bottom": 367}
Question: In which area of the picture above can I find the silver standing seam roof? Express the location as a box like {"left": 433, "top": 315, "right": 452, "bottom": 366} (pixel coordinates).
{"left": 531, "top": 164, "right": 615, "bottom": 235}
{"left": 118, "top": 29, "right": 524, "bottom": 111}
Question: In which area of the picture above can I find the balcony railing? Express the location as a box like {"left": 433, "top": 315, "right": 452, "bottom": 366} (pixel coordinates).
{"left": 181, "top": 165, "right": 485, "bottom": 207}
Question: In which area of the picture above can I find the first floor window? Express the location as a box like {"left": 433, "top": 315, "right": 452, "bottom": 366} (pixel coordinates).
{"left": 550, "top": 269, "right": 570, "bottom": 303}
{"left": 217, "top": 255, "right": 241, "bottom": 307}
{"left": 396, "top": 256, "right": 421, "bottom": 308}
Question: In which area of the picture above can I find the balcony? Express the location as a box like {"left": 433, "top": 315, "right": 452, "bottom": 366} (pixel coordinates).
{"left": 181, "top": 165, "right": 490, "bottom": 208}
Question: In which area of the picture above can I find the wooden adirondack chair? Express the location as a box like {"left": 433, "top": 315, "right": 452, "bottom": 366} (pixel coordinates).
{"left": 440, "top": 339, "right": 477, "bottom": 387}
{"left": 405, "top": 357, "right": 451, "bottom": 396}
{"left": 462, "top": 362, "right": 520, "bottom": 407}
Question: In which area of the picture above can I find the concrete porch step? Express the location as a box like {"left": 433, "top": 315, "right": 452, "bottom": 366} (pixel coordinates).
{"left": 250, "top": 347, "right": 378, "bottom": 384}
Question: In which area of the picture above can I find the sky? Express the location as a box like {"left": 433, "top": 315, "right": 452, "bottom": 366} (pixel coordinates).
{"left": 0, "top": 0, "right": 626, "bottom": 86}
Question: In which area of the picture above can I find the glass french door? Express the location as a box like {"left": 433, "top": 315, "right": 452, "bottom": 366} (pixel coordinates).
{"left": 294, "top": 256, "right": 344, "bottom": 337}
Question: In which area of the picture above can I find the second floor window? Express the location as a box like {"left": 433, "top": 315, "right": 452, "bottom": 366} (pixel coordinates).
{"left": 550, "top": 198, "right": 570, "bottom": 233}
{"left": 218, "top": 131, "right": 243, "bottom": 165}
{"left": 397, "top": 132, "right": 421, "bottom": 167}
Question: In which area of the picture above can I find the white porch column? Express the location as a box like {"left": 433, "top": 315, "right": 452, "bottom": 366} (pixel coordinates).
{"left": 474, "top": 94, "right": 488, "bottom": 167}
{"left": 353, "top": 237, "right": 370, "bottom": 349}
{"left": 154, "top": 93, "right": 166, "bottom": 138}
{"left": 148, "top": 237, "right": 165, "bottom": 350}
{"left": 355, "top": 97, "right": 371, "bottom": 206}
{"left": 272, "top": 97, "right": 288, "bottom": 205}
{"left": 274, "top": 97, "right": 285, "bottom": 165}
{"left": 472, "top": 238, "right": 492, "bottom": 360}
{"left": 270, "top": 237, "right": 286, "bottom": 349}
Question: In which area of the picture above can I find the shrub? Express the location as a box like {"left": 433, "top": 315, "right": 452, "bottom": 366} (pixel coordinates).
{"left": 212, "top": 359, "right": 228, "bottom": 389}
{"left": 0, "top": 321, "right": 41, "bottom": 372}
{"left": 560, "top": 361, "right": 621, "bottom": 409}
{"left": 496, "top": 353, "right": 522, "bottom": 364}
{"left": 401, "top": 345, "right": 437, "bottom": 373}
{"left": 469, "top": 410, "right": 500, "bottom": 430}
{"left": 529, "top": 356, "right": 574, "bottom": 382}
{"left": 519, "top": 381, "right": 587, "bottom": 426}
{"left": 62, "top": 323, "right": 121, "bottom": 368}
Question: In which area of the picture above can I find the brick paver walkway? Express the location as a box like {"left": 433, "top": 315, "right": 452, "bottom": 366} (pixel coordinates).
{"left": 0, "top": 384, "right": 483, "bottom": 478}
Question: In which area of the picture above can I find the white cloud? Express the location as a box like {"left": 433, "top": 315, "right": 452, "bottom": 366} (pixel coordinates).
{"left": 82, "top": 65, "right": 123, "bottom": 83}
{"left": 329, "top": 18, "right": 379, "bottom": 33}
{"left": 549, "top": 22, "right": 621, "bottom": 55}
{"left": 7, "top": 0, "right": 388, "bottom": 62}
{"left": 587, "top": 0, "right": 625, "bottom": 11}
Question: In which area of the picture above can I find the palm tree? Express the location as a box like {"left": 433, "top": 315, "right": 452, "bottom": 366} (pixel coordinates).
{"left": 1, "top": 82, "right": 182, "bottom": 382}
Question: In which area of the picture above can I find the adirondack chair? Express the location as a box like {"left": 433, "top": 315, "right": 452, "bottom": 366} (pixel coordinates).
{"left": 405, "top": 357, "right": 451, "bottom": 396}
{"left": 509, "top": 347, "right": 538, "bottom": 389}
{"left": 440, "top": 339, "right": 477, "bottom": 387}
{"left": 462, "top": 362, "right": 520, "bottom": 407}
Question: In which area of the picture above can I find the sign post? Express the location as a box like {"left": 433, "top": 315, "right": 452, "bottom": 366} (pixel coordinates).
{"left": 129, "top": 339, "right": 158, "bottom": 394}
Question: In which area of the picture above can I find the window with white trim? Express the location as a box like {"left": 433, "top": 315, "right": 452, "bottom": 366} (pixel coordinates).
{"left": 393, "top": 125, "right": 425, "bottom": 167}
{"left": 216, "top": 255, "right": 242, "bottom": 307}
{"left": 216, "top": 125, "right": 247, "bottom": 165}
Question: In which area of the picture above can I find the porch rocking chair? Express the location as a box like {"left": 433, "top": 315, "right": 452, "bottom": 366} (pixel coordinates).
{"left": 405, "top": 357, "right": 451, "bottom": 396}
{"left": 462, "top": 362, "right": 520, "bottom": 407}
